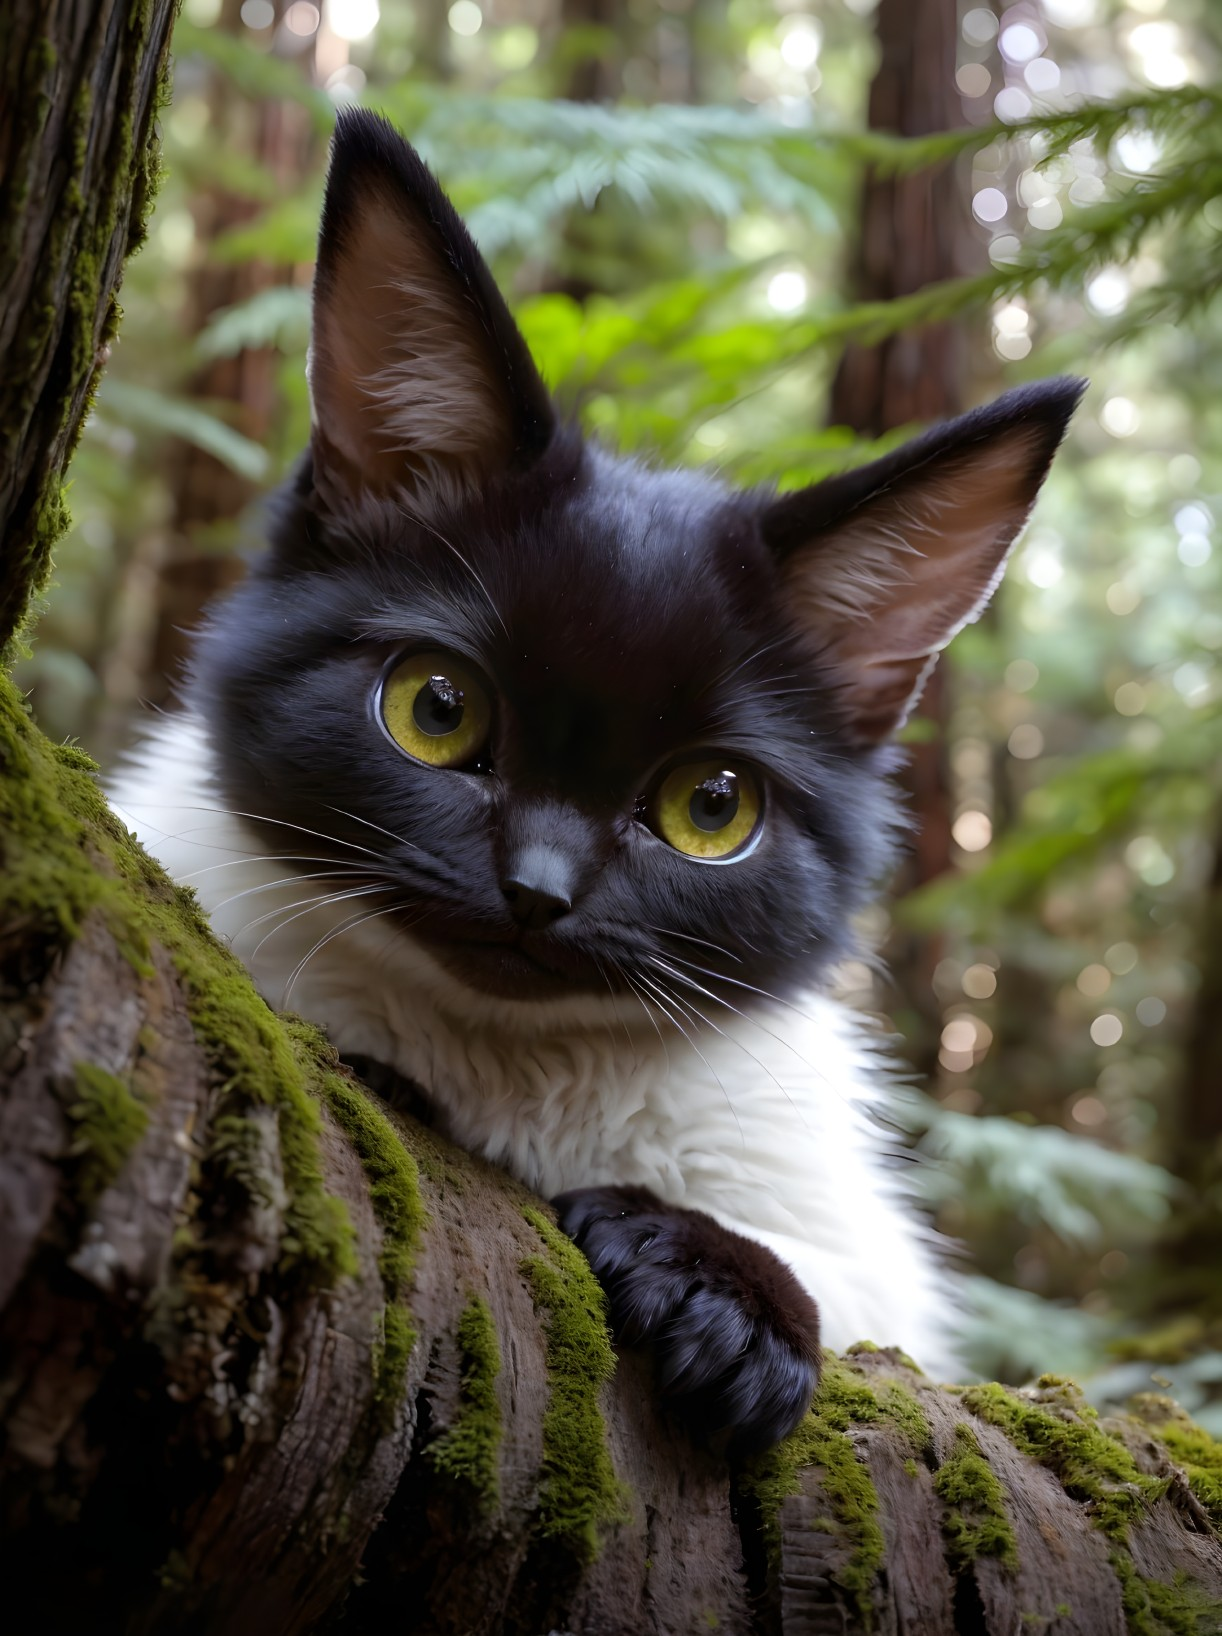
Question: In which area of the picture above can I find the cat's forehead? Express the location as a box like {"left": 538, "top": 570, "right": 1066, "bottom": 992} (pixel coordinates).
{"left": 346, "top": 447, "right": 778, "bottom": 687}
{"left": 486, "top": 450, "right": 770, "bottom": 676}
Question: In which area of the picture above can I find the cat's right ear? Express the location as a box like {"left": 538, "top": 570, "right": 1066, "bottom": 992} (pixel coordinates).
{"left": 761, "top": 379, "right": 1084, "bottom": 745}
{"left": 307, "top": 108, "right": 555, "bottom": 510}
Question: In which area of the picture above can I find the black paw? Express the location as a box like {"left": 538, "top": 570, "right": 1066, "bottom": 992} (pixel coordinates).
{"left": 553, "top": 1184, "right": 820, "bottom": 1455}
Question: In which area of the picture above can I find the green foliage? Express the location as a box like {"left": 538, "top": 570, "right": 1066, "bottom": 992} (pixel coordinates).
{"left": 901, "top": 1095, "right": 1181, "bottom": 1246}
{"left": 195, "top": 285, "right": 311, "bottom": 361}
{"left": 100, "top": 379, "right": 270, "bottom": 480}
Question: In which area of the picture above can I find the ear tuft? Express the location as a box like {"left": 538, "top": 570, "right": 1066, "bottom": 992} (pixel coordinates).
{"left": 762, "top": 378, "right": 1085, "bottom": 745}
{"left": 309, "top": 108, "right": 555, "bottom": 508}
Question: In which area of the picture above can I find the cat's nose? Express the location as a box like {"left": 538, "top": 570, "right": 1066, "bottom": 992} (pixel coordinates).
{"left": 501, "top": 845, "right": 574, "bottom": 931}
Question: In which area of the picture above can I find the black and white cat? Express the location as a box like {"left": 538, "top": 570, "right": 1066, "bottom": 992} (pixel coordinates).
{"left": 113, "top": 109, "right": 1082, "bottom": 1452}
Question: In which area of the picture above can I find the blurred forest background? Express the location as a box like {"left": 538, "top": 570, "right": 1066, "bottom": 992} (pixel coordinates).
{"left": 16, "top": 0, "right": 1222, "bottom": 1411}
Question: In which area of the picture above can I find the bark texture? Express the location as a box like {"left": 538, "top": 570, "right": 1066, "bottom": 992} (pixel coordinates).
{"left": 3, "top": 835, "right": 1222, "bottom": 1636}
{"left": 0, "top": 0, "right": 178, "bottom": 658}
{"left": 4, "top": 5, "right": 1222, "bottom": 1634}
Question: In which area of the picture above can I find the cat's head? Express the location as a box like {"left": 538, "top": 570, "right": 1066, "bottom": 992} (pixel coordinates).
{"left": 190, "top": 109, "right": 1082, "bottom": 1019}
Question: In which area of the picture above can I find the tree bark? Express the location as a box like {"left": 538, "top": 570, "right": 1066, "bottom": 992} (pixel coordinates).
{"left": 4, "top": 5, "right": 1222, "bottom": 1634}
{"left": 828, "top": 0, "right": 974, "bottom": 1066}
{"left": 0, "top": 0, "right": 177, "bottom": 660}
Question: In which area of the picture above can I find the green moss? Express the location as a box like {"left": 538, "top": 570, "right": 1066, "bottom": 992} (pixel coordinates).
{"left": 67, "top": 1061, "right": 149, "bottom": 1207}
{"left": 1135, "top": 1406, "right": 1222, "bottom": 1533}
{"left": 317, "top": 1060, "right": 428, "bottom": 1408}
{"left": 846, "top": 1340, "right": 923, "bottom": 1375}
{"left": 428, "top": 1295, "right": 503, "bottom": 1507}
{"left": 521, "top": 1205, "right": 629, "bottom": 1563}
{"left": 374, "top": 1304, "right": 415, "bottom": 1415}
{"left": 739, "top": 1357, "right": 888, "bottom": 1626}
{"left": 0, "top": 677, "right": 356, "bottom": 1291}
{"left": 957, "top": 1379, "right": 1222, "bottom": 1632}
{"left": 877, "top": 1379, "right": 932, "bottom": 1457}
{"left": 958, "top": 1379, "right": 1158, "bottom": 1540}
{"left": 1109, "top": 1555, "right": 1222, "bottom": 1636}
{"left": 933, "top": 1423, "right": 1019, "bottom": 1572}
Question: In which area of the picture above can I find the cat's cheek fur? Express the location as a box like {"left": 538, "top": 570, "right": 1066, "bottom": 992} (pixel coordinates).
{"left": 554, "top": 1185, "right": 821, "bottom": 1454}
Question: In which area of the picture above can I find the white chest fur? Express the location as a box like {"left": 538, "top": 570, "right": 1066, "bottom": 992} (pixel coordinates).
{"left": 111, "top": 713, "right": 956, "bottom": 1370}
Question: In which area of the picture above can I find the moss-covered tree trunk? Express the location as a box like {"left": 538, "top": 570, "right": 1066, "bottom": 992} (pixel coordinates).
{"left": 4, "top": 6, "right": 1222, "bottom": 1634}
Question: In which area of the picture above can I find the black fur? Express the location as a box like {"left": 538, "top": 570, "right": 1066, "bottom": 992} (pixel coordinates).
{"left": 184, "top": 111, "right": 1082, "bottom": 1451}
{"left": 555, "top": 1186, "right": 821, "bottom": 1453}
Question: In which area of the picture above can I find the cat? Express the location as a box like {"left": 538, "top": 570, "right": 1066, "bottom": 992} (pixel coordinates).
{"left": 112, "top": 107, "right": 1083, "bottom": 1453}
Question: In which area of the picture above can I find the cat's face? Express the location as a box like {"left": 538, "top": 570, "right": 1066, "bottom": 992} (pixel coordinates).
{"left": 191, "top": 110, "right": 1082, "bottom": 1014}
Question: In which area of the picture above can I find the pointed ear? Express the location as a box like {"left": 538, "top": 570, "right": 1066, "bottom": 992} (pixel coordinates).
{"left": 308, "top": 108, "right": 555, "bottom": 508}
{"left": 762, "top": 378, "right": 1086, "bottom": 744}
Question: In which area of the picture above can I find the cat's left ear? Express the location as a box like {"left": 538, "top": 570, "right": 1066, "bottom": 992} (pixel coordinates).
{"left": 308, "top": 108, "right": 555, "bottom": 508}
{"left": 761, "top": 378, "right": 1085, "bottom": 744}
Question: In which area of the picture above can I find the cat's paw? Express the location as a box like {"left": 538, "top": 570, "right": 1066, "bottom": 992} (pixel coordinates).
{"left": 552, "top": 1184, "right": 820, "bottom": 1454}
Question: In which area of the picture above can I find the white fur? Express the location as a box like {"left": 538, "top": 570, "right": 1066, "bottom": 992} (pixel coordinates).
{"left": 111, "top": 712, "right": 958, "bottom": 1372}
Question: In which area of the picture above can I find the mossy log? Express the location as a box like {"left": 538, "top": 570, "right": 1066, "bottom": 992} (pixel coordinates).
{"left": 5, "top": 4, "right": 1222, "bottom": 1633}
{"left": 4, "top": 730, "right": 1222, "bottom": 1634}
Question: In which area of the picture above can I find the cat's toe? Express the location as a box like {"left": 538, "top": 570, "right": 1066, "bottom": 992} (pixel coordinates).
{"left": 552, "top": 1184, "right": 820, "bottom": 1452}
{"left": 654, "top": 1284, "right": 820, "bottom": 1454}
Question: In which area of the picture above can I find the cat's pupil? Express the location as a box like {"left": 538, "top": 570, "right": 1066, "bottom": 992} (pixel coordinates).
{"left": 690, "top": 771, "right": 739, "bottom": 832}
{"left": 414, "top": 675, "right": 465, "bottom": 736}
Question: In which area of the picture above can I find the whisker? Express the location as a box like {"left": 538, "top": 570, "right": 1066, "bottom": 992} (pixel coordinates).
{"left": 647, "top": 955, "right": 815, "bottom": 1119}
{"left": 633, "top": 968, "right": 744, "bottom": 1148}
{"left": 590, "top": 954, "right": 637, "bottom": 1062}
{"left": 324, "top": 805, "right": 423, "bottom": 853}
{"left": 283, "top": 901, "right": 405, "bottom": 1008}
{"left": 115, "top": 802, "right": 387, "bottom": 864}
{"left": 640, "top": 923, "right": 745, "bottom": 965}
{"left": 705, "top": 633, "right": 791, "bottom": 694}
{"left": 246, "top": 883, "right": 395, "bottom": 962}
{"left": 177, "top": 853, "right": 375, "bottom": 883}
{"left": 646, "top": 947, "right": 819, "bottom": 1027}
{"left": 621, "top": 968, "right": 670, "bottom": 1060}
{"left": 209, "top": 868, "right": 375, "bottom": 914}
{"left": 612, "top": 961, "right": 671, "bottom": 1071}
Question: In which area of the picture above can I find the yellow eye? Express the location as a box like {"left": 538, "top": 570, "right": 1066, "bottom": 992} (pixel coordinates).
{"left": 654, "top": 761, "right": 762, "bottom": 860}
{"left": 380, "top": 651, "right": 492, "bottom": 768}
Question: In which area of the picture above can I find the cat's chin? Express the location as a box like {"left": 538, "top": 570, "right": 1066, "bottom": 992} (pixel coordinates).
{"left": 427, "top": 937, "right": 598, "bottom": 1003}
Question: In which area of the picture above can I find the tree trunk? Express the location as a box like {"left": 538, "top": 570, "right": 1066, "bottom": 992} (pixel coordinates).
{"left": 829, "top": 0, "right": 973, "bottom": 1067}
{"left": 3, "top": 6, "right": 1222, "bottom": 1633}
{"left": 0, "top": 0, "right": 177, "bottom": 660}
